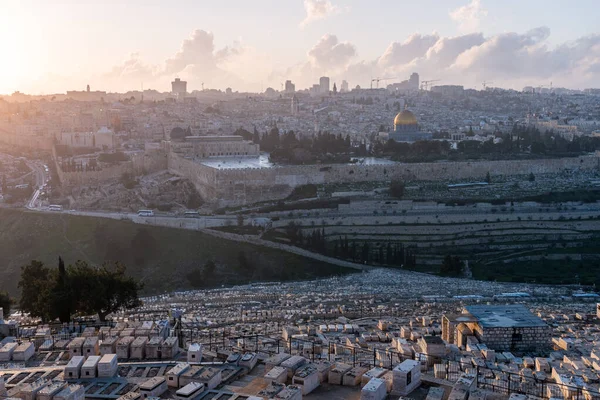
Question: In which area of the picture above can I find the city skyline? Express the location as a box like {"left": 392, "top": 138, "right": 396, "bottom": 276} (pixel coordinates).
{"left": 1, "top": 0, "right": 600, "bottom": 95}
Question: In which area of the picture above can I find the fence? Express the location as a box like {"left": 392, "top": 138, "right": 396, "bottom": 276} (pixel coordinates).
{"left": 182, "top": 330, "right": 597, "bottom": 400}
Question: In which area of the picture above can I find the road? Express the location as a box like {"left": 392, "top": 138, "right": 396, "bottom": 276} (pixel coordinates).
{"left": 26, "top": 160, "right": 48, "bottom": 210}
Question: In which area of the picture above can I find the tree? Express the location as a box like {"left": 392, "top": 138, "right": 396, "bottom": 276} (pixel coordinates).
{"left": 333, "top": 83, "right": 337, "bottom": 95}
{"left": 237, "top": 251, "right": 253, "bottom": 278}
{"left": 68, "top": 261, "right": 143, "bottom": 321}
{"left": 18, "top": 261, "right": 55, "bottom": 322}
{"left": 485, "top": 171, "right": 491, "bottom": 184}
{"left": 528, "top": 172, "right": 535, "bottom": 182}
{"left": 440, "top": 255, "right": 464, "bottom": 277}
{"left": 389, "top": 180, "right": 405, "bottom": 199}
{"left": 52, "top": 256, "right": 72, "bottom": 323}
{"left": 203, "top": 260, "right": 216, "bottom": 284}
{"left": 0, "top": 291, "right": 12, "bottom": 317}
{"left": 237, "top": 214, "right": 244, "bottom": 227}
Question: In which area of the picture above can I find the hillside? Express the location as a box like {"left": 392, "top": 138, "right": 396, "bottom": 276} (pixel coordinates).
{"left": 0, "top": 209, "right": 352, "bottom": 296}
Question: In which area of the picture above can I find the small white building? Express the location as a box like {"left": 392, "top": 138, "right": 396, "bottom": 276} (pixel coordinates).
{"left": 139, "top": 377, "right": 167, "bottom": 399}
{"left": 292, "top": 364, "right": 320, "bottom": 395}
{"left": 162, "top": 337, "right": 179, "bottom": 359}
{"left": 175, "top": 382, "right": 205, "bottom": 400}
{"left": 166, "top": 363, "right": 190, "bottom": 388}
{"left": 361, "top": 377, "right": 387, "bottom": 400}
{"left": 265, "top": 366, "right": 288, "bottom": 384}
{"left": 187, "top": 343, "right": 202, "bottom": 363}
{"left": 343, "top": 366, "right": 368, "bottom": 386}
{"left": 13, "top": 342, "right": 35, "bottom": 361}
{"left": 65, "top": 356, "right": 85, "bottom": 380}
{"left": 0, "top": 342, "right": 18, "bottom": 361}
{"left": 329, "top": 363, "right": 352, "bottom": 385}
{"left": 392, "top": 359, "right": 421, "bottom": 396}
{"left": 239, "top": 352, "right": 258, "bottom": 370}
{"left": 82, "top": 337, "right": 99, "bottom": 356}
{"left": 116, "top": 336, "right": 135, "bottom": 359}
{"left": 81, "top": 355, "right": 101, "bottom": 379}
{"left": 280, "top": 355, "right": 307, "bottom": 378}
{"left": 145, "top": 337, "right": 163, "bottom": 359}
{"left": 97, "top": 354, "right": 118, "bottom": 378}
{"left": 131, "top": 337, "right": 148, "bottom": 360}
{"left": 99, "top": 337, "right": 118, "bottom": 355}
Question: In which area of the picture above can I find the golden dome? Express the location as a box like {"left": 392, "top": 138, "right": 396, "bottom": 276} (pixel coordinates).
{"left": 394, "top": 110, "right": 418, "bottom": 126}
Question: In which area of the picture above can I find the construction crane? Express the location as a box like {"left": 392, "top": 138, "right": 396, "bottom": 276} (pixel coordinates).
{"left": 370, "top": 77, "right": 396, "bottom": 89}
{"left": 420, "top": 79, "right": 440, "bottom": 91}
{"left": 482, "top": 81, "right": 494, "bottom": 90}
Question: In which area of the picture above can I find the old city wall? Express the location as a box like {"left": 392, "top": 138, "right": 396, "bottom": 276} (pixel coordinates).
{"left": 206, "top": 155, "right": 599, "bottom": 206}
{"left": 55, "top": 147, "right": 167, "bottom": 187}
{"left": 167, "top": 152, "right": 218, "bottom": 200}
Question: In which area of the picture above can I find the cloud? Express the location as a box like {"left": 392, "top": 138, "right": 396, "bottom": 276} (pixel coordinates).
{"left": 308, "top": 34, "right": 356, "bottom": 70}
{"left": 300, "top": 0, "right": 339, "bottom": 27}
{"left": 164, "top": 29, "right": 220, "bottom": 75}
{"left": 105, "top": 52, "right": 156, "bottom": 80}
{"left": 378, "top": 33, "right": 440, "bottom": 68}
{"left": 450, "top": 0, "right": 488, "bottom": 33}
{"left": 98, "top": 26, "right": 600, "bottom": 93}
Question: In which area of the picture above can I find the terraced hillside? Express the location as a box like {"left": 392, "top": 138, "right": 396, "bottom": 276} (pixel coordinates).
{"left": 260, "top": 201, "right": 600, "bottom": 285}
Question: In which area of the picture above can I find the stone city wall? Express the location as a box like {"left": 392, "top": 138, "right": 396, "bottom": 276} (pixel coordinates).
{"left": 55, "top": 148, "right": 167, "bottom": 187}
{"left": 187, "top": 155, "right": 599, "bottom": 206}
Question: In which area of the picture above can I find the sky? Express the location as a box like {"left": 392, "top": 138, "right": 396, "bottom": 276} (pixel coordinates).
{"left": 0, "top": 0, "right": 599, "bottom": 94}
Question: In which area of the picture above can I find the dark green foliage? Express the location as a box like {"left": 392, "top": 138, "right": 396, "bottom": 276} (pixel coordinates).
{"left": 439, "top": 255, "right": 464, "bottom": 277}
{"left": 18, "top": 258, "right": 142, "bottom": 322}
{"left": 389, "top": 180, "right": 405, "bottom": 199}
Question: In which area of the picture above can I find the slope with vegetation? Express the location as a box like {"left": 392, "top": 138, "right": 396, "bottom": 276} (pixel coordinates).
{"left": 0, "top": 209, "right": 352, "bottom": 296}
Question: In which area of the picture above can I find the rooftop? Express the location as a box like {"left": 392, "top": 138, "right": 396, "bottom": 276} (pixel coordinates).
{"left": 464, "top": 305, "right": 548, "bottom": 328}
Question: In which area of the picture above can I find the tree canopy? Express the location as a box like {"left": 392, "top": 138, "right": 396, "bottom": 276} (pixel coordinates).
{"left": 18, "top": 258, "right": 142, "bottom": 322}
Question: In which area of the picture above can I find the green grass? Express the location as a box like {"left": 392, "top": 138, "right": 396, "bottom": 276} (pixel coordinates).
{"left": 0, "top": 209, "right": 353, "bottom": 296}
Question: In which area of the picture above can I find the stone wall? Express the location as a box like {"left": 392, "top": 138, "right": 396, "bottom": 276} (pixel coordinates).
{"left": 55, "top": 147, "right": 167, "bottom": 187}
{"left": 170, "top": 154, "right": 599, "bottom": 207}
{"left": 474, "top": 325, "right": 552, "bottom": 352}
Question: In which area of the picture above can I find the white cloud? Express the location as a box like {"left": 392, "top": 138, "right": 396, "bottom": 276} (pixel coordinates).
{"left": 99, "top": 26, "right": 600, "bottom": 93}
{"left": 300, "top": 0, "right": 340, "bottom": 28}
{"left": 308, "top": 34, "right": 356, "bottom": 70}
{"left": 450, "top": 0, "right": 488, "bottom": 33}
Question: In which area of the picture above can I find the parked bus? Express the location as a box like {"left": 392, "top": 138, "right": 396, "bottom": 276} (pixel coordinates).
{"left": 183, "top": 211, "right": 200, "bottom": 218}
{"left": 49, "top": 204, "right": 63, "bottom": 211}
{"left": 137, "top": 209, "right": 154, "bottom": 217}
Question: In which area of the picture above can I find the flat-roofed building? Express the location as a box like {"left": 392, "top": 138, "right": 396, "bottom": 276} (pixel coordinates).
{"left": 454, "top": 305, "right": 552, "bottom": 352}
{"left": 139, "top": 377, "right": 167, "bottom": 399}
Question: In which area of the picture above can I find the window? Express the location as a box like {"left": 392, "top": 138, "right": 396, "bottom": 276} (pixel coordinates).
{"left": 512, "top": 333, "right": 522, "bottom": 342}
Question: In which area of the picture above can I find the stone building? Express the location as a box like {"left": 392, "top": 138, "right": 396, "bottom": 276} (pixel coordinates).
{"left": 442, "top": 305, "right": 551, "bottom": 352}
{"left": 171, "top": 135, "right": 259, "bottom": 158}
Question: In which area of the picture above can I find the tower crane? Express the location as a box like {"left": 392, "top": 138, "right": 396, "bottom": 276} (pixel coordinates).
{"left": 370, "top": 77, "right": 396, "bottom": 89}
{"left": 420, "top": 79, "right": 440, "bottom": 91}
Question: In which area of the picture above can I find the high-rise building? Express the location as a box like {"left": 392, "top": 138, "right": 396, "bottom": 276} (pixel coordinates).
{"left": 341, "top": 80, "right": 349, "bottom": 93}
{"left": 319, "top": 77, "right": 330, "bottom": 94}
{"left": 409, "top": 73, "right": 419, "bottom": 91}
{"left": 171, "top": 78, "right": 187, "bottom": 99}
{"left": 285, "top": 80, "right": 296, "bottom": 94}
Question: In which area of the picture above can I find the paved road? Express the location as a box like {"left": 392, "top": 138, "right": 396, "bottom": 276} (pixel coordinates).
{"left": 26, "top": 160, "right": 48, "bottom": 210}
